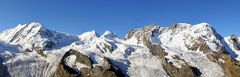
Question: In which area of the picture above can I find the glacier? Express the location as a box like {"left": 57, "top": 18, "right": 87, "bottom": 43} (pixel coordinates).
{"left": 0, "top": 22, "right": 239, "bottom": 77}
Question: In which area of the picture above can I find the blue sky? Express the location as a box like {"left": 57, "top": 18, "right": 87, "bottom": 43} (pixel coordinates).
{"left": 0, "top": 0, "right": 239, "bottom": 37}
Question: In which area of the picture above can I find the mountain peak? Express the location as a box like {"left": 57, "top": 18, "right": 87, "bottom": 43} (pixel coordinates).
{"left": 143, "top": 25, "right": 160, "bottom": 31}
{"left": 1, "top": 22, "right": 240, "bottom": 77}
{"left": 78, "top": 30, "right": 99, "bottom": 44}
{"left": 0, "top": 22, "right": 47, "bottom": 43}
{"left": 101, "top": 30, "right": 117, "bottom": 39}
{"left": 27, "top": 22, "right": 43, "bottom": 27}
{"left": 0, "top": 22, "right": 79, "bottom": 52}
{"left": 17, "top": 22, "right": 45, "bottom": 31}
{"left": 79, "top": 30, "right": 99, "bottom": 38}
{"left": 191, "top": 23, "right": 213, "bottom": 31}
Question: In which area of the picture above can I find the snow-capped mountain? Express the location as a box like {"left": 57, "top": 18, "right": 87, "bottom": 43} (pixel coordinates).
{"left": 224, "top": 35, "right": 240, "bottom": 61}
{"left": 0, "top": 22, "right": 240, "bottom": 77}
{"left": 0, "top": 22, "right": 79, "bottom": 55}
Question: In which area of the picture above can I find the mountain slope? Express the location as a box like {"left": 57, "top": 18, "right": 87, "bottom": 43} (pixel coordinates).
{"left": 223, "top": 35, "right": 240, "bottom": 61}
{"left": 0, "top": 22, "right": 79, "bottom": 55}
{"left": 0, "top": 22, "right": 239, "bottom": 77}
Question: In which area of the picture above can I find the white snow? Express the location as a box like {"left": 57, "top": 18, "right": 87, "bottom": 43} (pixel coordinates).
{"left": 0, "top": 22, "right": 236, "bottom": 77}
{"left": 164, "top": 55, "right": 185, "bottom": 68}
{"left": 64, "top": 55, "right": 89, "bottom": 73}
{"left": 64, "top": 55, "right": 77, "bottom": 67}
{"left": 223, "top": 36, "right": 240, "bottom": 61}
{"left": 126, "top": 23, "right": 226, "bottom": 77}
{"left": 128, "top": 50, "right": 169, "bottom": 77}
{"left": 124, "top": 36, "right": 139, "bottom": 45}
{"left": 101, "top": 30, "right": 117, "bottom": 39}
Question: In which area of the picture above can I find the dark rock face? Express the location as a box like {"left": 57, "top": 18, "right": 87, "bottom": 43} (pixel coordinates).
{"left": 79, "top": 57, "right": 124, "bottom": 77}
{"left": 96, "top": 44, "right": 114, "bottom": 53}
{"left": 54, "top": 49, "right": 92, "bottom": 77}
{"left": 125, "top": 25, "right": 160, "bottom": 42}
{"left": 39, "top": 28, "right": 54, "bottom": 38}
{"left": 128, "top": 25, "right": 238, "bottom": 77}
{"left": 139, "top": 28, "right": 196, "bottom": 77}
{"left": 54, "top": 49, "right": 124, "bottom": 77}
{"left": 205, "top": 48, "right": 240, "bottom": 77}
{"left": 162, "top": 57, "right": 195, "bottom": 77}
{"left": 24, "top": 48, "right": 47, "bottom": 57}
{"left": 24, "top": 48, "right": 32, "bottom": 52}
{"left": 143, "top": 37, "right": 167, "bottom": 58}
{"left": 67, "top": 50, "right": 92, "bottom": 67}
{"left": 127, "top": 25, "right": 167, "bottom": 58}
{"left": 166, "top": 24, "right": 191, "bottom": 34}
{"left": 190, "top": 67, "right": 201, "bottom": 77}
{"left": 53, "top": 62, "right": 78, "bottom": 77}
{"left": 185, "top": 37, "right": 214, "bottom": 53}
{"left": 230, "top": 34, "right": 240, "bottom": 51}
{"left": 102, "top": 70, "right": 117, "bottom": 77}
{"left": 45, "top": 41, "right": 56, "bottom": 49}
{"left": 0, "top": 57, "right": 10, "bottom": 77}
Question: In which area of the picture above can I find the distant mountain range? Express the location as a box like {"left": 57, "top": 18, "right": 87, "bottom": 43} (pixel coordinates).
{"left": 0, "top": 22, "right": 239, "bottom": 77}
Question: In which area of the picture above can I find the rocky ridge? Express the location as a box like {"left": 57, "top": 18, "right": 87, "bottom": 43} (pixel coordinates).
{"left": 0, "top": 22, "right": 239, "bottom": 77}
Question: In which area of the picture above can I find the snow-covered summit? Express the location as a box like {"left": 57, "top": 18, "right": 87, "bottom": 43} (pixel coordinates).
{"left": 101, "top": 30, "right": 117, "bottom": 39}
{"left": 78, "top": 30, "right": 99, "bottom": 44}
{"left": 0, "top": 22, "right": 79, "bottom": 52}
{"left": 126, "top": 23, "right": 222, "bottom": 50}
{"left": 124, "top": 23, "right": 240, "bottom": 77}
{"left": 0, "top": 22, "right": 240, "bottom": 77}
{"left": 0, "top": 22, "right": 45, "bottom": 43}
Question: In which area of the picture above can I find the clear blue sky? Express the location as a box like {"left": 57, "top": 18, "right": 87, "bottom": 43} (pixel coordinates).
{"left": 0, "top": 0, "right": 239, "bottom": 37}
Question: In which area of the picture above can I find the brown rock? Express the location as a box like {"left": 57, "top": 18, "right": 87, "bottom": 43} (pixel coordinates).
{"left": 221, "top": 54, "right": 240, "bottom": 77}
{"left": 135, "top": 27, "right": 197, "bottom": 77}
{"left": 53, "top": 63, "right": 79, "bottom": 77}
{"left": 54, "top": 49, "right": 124, "bottom": 77}
{"left": 185, "top": 37, "right": 212, "bottom": 53}
{"left": 96, "top": 44, "right": 114, "bottom": 53}
{"left": 143, "top": 37, "right": 167, "bottom": 58}
{"left": 162, "top": 56, "right": 196, "bottom": 77}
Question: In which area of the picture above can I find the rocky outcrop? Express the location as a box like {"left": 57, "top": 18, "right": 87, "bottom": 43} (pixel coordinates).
{"left": 145, "top": 38, "right": 196, "bottom": 77}
{"left": 136, "top": 26, "right": 196, "bottom": 77}
{"left": 185, "top": 36, "right": 223, "bottom": 54}
{"left": 143, "top": 37, "right": 167, "bottom": 58}
{"left": 125, "top": 25, "right": 160, "bottom": 42}
{"left": 54, "top": 49, "right": 92, "bottom": 77}
{"left": 96, "top": 44, "right": 114, "bottom": 53}
{"left": 185, "top": 37, "right": 210, "bottom": 53}
{"left": 126, "top": 25, "right": 163, "bottom": 53}
{"left": 221, "top": 54, "right": 240, "bottom": 77}
{"left": 205, "top": 48, "right": 240, "bottom": 77}
{"left": 229, "top": 34, "right": 240, "bottom": 51}
{"left": 185, "top": 35, "right": 240, "bottom": 77}
{"left": 53, "top": 62, "right": 78, "bottom": 77}
{"left": 23, "top": 48, "right": 47, "bottom": 58}
{"left": 162, "top": 57, "right": 196, "bottom": 77}
{"left": 124, "top": 24, "right": 240, "bottom": 77}
{"left": 54, "top": 49, "right": 123, "bottom": 77}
